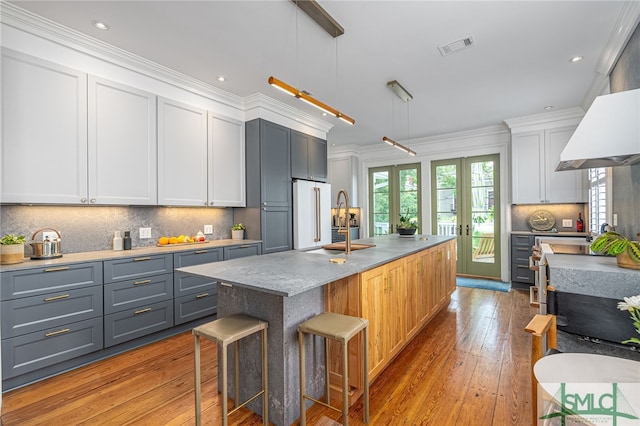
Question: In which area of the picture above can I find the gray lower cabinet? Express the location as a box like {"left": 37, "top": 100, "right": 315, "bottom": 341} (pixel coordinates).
{"left": 0, "top": 262, "right": 104, "bottom": 380}
{"left": 511, "top": 234, "right": 535, "bottom": 285}
{"left": 103, "top": 254, "right": 174, "bottom": 347}
{"left": 223, "top": 243, "right": 262, "bottom": 260}
{"left": 104, "top": 299, "right": 173, "bottom": 347}
{"left": 173, "top": 247, "right": 222, "bottom": 325}
{"left": 2, "top": 317, "right": 103, "bottom": 380}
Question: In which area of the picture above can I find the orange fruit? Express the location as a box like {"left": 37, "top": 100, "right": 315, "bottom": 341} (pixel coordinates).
{"left": 177, "top": 235, "right": 186, "bottom": 243}
{"left": 168, "top": 237, "right": 178, "bottom": 244}
{"left": 158, "top": 237, "right": 169, "bottom": 245}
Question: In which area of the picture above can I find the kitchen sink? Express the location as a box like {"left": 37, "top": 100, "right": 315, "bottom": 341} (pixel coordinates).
{"left": 321, "top": 243, "right": 376, "bottom": 251}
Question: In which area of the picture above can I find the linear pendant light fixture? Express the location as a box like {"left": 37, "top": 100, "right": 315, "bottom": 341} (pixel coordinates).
{"left": 383, "top": 80, "right": 415, "bottom": 156}
{"left": 382, "top": 136, "right": 416, "bottom": 156}
{"left": 268, "top": 76, "right": 355, "bottom": 125}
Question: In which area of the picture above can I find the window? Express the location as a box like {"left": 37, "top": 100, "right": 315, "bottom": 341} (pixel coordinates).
{"left": 588, "top": 167, "right": 609, "bottom": 233}
{"left": 369, "top": 164, "right": 420, "bottom": 236}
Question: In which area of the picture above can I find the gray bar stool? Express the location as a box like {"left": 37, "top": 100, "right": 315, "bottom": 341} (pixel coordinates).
{"left": 193, "top": 314, "right": 269, "bottom": 426}
{"left": 298, "top": 311, "right": 369, "bottom": 426}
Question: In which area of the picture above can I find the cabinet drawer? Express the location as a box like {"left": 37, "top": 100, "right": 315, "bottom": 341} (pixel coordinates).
{"left": 223, "top": 243, "right": 261, "bottom": 260}
{"left": 104, "top": 273, "right": 173, "bottom": 315}
{"left": 1, "top": 262, "right": 103, "bottom": 301}
{"left": 2, "top": 317, "right": 103, "bottom": 379}
{"left": 173, "top": 247, "right": 223, "bottom": 268}
{"left": 511, "top": 245, "right": 533, "bottom": 263}
{"left": 104, "top": 254, "right": 173, "bottom": 283}
{"left": 511, "top": 235, "right": 534, "bottom": 247}
{"left": 104, "top": 299, "right": 173, "bottom": 347}
{"left": 1, "top": 285, "right": 103, "bottom": 339}
{"left": 511, "top": 263, "right": 535, "bottom": 283}
{"left": 174, "top": 273, "right": 217, "bottom": 297}
{"left": 174, "top": 290, "right": 217, "bottom": 326}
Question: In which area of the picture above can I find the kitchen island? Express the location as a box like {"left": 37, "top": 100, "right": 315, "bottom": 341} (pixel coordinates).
{"left": 545, "top": 253, "right": 640, "bottom": 351}
{"left": 179, "top": 234, "right": 456, "bottom": 426}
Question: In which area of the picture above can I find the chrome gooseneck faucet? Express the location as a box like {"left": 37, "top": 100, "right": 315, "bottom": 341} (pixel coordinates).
{"left": 336, "top": 189, "right": 351, "bottom": 255}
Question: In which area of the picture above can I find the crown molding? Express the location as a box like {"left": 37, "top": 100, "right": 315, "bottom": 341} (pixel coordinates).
{"left": 244, "top": 93, "right": 334, "bottom": 136}
{"left": 595, "top": 1, "right": 640, "bottom": 77}
{"left": 503, "top": 107, "right": 584, "bottom": 133}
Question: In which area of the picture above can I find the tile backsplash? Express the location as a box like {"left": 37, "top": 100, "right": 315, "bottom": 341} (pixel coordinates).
{"left": 511, "top": 204, "right": 587, "bottom": 232}
{"left": 0, "top": 205, "right": 233, "bottom": 255}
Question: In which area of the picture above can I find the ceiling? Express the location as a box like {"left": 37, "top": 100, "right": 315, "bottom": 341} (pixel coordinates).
{"left": 8, "top": 1, "right": 638, "bottom": 151}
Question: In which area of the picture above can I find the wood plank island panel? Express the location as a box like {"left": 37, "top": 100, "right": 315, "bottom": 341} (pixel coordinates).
{"left": 326, "top": 239, "right": 457, "bottom": 403}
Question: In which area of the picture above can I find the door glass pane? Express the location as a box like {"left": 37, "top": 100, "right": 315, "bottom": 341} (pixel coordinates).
{"left": 435, "top": 164, "right": 457, "bottom": 236}
{"left": 470, "top": 160, "right": 495, "bottom": 264}
{"left": 372, "top": 171, "right": 389, "bottom": 235}
{"left": 399, "top": 168, "right": 419, "bottom": 228}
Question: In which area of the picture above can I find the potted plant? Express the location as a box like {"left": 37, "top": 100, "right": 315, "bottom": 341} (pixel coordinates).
{"left": 1, "top": 234, "right": 27, "bottom": 265}
{"left": 231, "top": 223, "right": 245, "bottom": 240}
{"left": 590, "top": 231, "right": 640, "bottom": 270}
{"left": 397, "top": 214, "right": 419, "bottom": 236}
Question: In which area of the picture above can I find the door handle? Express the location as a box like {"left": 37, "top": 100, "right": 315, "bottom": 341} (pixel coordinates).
{"left": 466, "top": 224, "right": 470, "bottom": 236}
{"left": 458, "top": 225, "right": 462, "bottom": 236}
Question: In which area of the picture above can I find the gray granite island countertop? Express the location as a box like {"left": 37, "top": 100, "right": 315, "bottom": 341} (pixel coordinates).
{"left": 546, "top": 253, "right": 640, "bottom": 299}
{"left": 178, "top": 234, "right": 455, "bottom": 297}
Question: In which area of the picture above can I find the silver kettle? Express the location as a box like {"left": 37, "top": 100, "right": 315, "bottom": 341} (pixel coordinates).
{"left": 30, "top": 228, "right": 63, "bottom": 259}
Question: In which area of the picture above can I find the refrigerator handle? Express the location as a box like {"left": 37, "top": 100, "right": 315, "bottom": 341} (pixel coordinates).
{"left": 314, "top": 187, "right": 321, "bottom": 242}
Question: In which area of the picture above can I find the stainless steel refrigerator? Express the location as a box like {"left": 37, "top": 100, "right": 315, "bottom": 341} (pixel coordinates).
{"left": 293, "top": 180, "right": 332, "bottom": 249}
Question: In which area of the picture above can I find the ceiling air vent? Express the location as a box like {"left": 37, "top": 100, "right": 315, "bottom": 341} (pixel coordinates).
{"left": 438, "top": 36, "right": 475, "bottom": 57}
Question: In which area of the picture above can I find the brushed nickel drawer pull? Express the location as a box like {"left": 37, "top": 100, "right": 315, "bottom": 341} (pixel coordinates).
{"left": 196, "top": 293, "right": 209, "bottom": 299}
{"left": 45, "top": 328, "right": 70, "bottom": 337}
{"left": 134, "top": 308, "right": 152, "bottom": 315}
{"left": 194, "top": 250, "right": 208, "bottom": 254}
{"left": 239, "top": 245, "right": 251, "bottom": 248}
{"left": 44, "top": 266, "right": 70, "bottom": 272}
{"left": 133, "top": 257, "right": 151, "bottom": 262}
{"left": 44, "top": 294, "right": 70, "bottom": 302}
{"left": 134, "top": 279, "right": 152, "bottom": 285}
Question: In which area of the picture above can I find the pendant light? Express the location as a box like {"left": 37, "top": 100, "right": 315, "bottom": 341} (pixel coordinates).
{"left": 383, "top": 80, "right": 416, "bottom": 156}
{"left": 269, "top": 1, "right": 354, "bottom": 125}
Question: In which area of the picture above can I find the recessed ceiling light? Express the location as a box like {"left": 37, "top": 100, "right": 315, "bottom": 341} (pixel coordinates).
{"left": 217, "top": 76, "right": 226, "bottom": 82}
{"left": 544, "top": 105, "right": 553, "bottom": 110}
{"left": 92, "top": 20, "right": 109, "bottom": 30}
{"left": 570, "top": 56, "right": 583, "bottom": 63}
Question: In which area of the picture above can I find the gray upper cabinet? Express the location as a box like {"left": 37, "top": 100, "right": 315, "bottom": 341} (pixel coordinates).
{"left": 291, "top": 129, "right": 327, "bottom": 182}
{"left": 236, "top": 119, "right": 292, "bottom": 254}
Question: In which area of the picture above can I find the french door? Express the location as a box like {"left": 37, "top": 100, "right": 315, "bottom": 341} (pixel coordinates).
{"left": 369, "top": 164, "right": 421, "bottom": 236}
{"left": 431, "top": 154, "right": 500, "bottom": 278}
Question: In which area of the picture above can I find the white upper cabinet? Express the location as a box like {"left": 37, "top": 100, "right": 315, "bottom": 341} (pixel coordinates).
{"left": 1, "top": 49, "right": 88, "bottom": 204}
{"left": 208, "top": 113, "right": 245, "bottom": 207}
{"left": 157, "top": 97, "right": 209, "bottom": 206}
{"left": 511, "top": 125, "right": 586, "bottom": 204}
{"left": 88, "top": 76, "right": 157, "bottom": 205}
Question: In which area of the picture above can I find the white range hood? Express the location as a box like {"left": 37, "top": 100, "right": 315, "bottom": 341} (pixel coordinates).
{"left": 556, "top": 88, "right": 640, "bottom": 171}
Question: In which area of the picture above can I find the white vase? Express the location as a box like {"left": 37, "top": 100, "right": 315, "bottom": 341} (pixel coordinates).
{"left": 231, "top": 230, "right": 244, "bottom": 240}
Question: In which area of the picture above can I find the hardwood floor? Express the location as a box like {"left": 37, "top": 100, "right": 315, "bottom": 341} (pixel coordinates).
{"left": 1, "top": 287, "right": 538, "bottom": 425}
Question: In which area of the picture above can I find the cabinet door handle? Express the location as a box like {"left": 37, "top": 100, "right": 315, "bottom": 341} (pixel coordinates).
{"left": 194, "top": 250, "right": 208, "bottom": 254}
{"left": 134, "top": 279, "right": 151, "bottom": 285}
{"left": 44, "top": 294, "right": 70, "bottom": 302}
{"left": 239, "top": 245, "right": 251, "bottom": 248}
{"left": 134, "top": 308, "right": 152, "bottom": 315}
{"left": 44, "top": 266, "right": 70, "bottom": 273}
{"left": 133, "top": 257, "right": 151, "bottom": 262}
{"left": 90, "top": 198, "right": 96, "bottom": 203}
{"left": 516, "top": 247, "right": 529, "bottom": 251}
{"left": 196, "top": 293, "right": 209, "bottom": 299}
{"left": 45, "top": 328, "right": 70, "bottom": 337}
